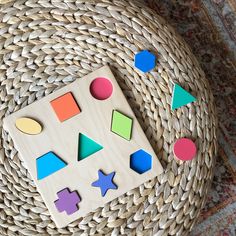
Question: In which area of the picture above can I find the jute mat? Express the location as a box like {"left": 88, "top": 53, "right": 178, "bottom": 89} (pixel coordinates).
{"left": 0, "top": 0, "right": 218, "bottom": 235}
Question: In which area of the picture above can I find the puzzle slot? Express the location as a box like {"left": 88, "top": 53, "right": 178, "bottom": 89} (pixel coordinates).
{"left": 90, "top": 77, "right": 113, "bottom": 100}
{"left": 78, "top": 133, "right": 103, "bottom": 161}
{"left": 130, "top": 149, "right": 152, "bottom": 174}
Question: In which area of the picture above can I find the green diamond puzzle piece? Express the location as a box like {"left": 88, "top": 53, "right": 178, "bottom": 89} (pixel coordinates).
{"left": 111, "top": 110, "right": 133, "bottom": 140}
{"left": 171, "top": 84, "right": 196, "bottom": 110}
{"left": 78, "top": 133, "right": 103, "bottom": 161}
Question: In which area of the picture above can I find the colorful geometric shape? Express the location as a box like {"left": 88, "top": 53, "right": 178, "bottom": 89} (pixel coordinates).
{"left": 15, "top": 117, "right": 42, "bottom": 135}
{"left": 130, "top": 149, "right": 152, "bottom": 174}
{"left": 92, "top": 170, "right": 118, "bottom": 197}
{"left": 78, "top": 133, "right": 103, "bottom": 161}
{"left": 111, "top": 110, "right": 133, "bottom": 141}
{"left": 173, "top": 138, "right": 197, "bottom": 161}
{"left": 90, "top": 77, "right": 113, "bottom": 100}
{"left": 134, "top": 50, "right": 156, "bottom": 73}
{"left": 171, "top": 84, "right": 196, "bottom": 110}
{"left": 54, "top": 188, "right": 81, "bottom": 215}
{"left": 36, "top": 152, "right": 67, "bottom": 180}
{"left": 50, "top": 92, "right": 81, "bottom": 122}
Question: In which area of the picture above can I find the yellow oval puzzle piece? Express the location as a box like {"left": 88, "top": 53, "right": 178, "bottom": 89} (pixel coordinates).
{"left": 15, "top": 117, "right": 42, "bottom": 135}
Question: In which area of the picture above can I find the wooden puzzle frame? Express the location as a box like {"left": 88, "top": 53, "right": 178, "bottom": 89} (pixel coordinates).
{"left": 3, "top": 66, "right": 163, "bottom": 228}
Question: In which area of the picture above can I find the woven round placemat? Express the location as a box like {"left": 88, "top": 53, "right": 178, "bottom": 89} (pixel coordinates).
{"left": 0, "top": 0, "right": 218, "bottom": 235}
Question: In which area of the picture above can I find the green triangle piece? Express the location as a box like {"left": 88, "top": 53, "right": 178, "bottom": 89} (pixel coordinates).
{"left": 171, "top": 84, "right": 196, "bottom": 110}
{"left": 78, "top": 133, "right": 103, "bottom": 161}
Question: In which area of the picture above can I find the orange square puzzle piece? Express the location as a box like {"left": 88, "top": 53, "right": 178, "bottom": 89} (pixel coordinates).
{"left": 50, "top": 92, "right": 81, "bottom": 122}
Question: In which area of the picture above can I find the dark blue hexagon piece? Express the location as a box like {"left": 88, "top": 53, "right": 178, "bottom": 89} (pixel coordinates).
{"left": 134, "top": 50, "right": 156, "bottom": 73}
{"left": 130, "top": 149, "right": 152, "bottom": 174}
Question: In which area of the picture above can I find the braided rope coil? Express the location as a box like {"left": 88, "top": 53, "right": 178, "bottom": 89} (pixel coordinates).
{"left": 0, "top": 0, "right": 217, "bottom": 235}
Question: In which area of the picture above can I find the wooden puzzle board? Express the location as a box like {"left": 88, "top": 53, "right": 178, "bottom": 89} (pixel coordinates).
{"left": 3, "top": 66, "right": 163, "bottom": 228}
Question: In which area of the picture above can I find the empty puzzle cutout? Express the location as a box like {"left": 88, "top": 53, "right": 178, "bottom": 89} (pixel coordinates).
{"left": 78, "top": 133, "right": 103, "bottom": 161}
{"left": 36, "top": 152, "right": 67, "bottom": 180}
{"left": 90, "top": 77, "right": 113, "bottom": 100}
{"left": 92, "top": 170, "right": 118, "bottom": 197}
{"left": 54, "top": 188, "right": 81, "bottom": 215}
{"left": 111, "top": 110, "right": 133, "bottom": 141}
{"left": 15, "top": 117, "right": 42, "bottom": 135}
{"left": 50, "top": 92, "right": 81, "bottom": 122}
{"left": 130, "top": 149, "right": 152, "bottom": 174}
{"left": 171, "top": 84, "right": 196, "bottom": 110}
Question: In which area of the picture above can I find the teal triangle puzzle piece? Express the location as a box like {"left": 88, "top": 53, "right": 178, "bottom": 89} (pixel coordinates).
{"left": 36, "top": 152, "right": 67, "bottom": 180}
{"left": 171, "top": 84, "right": 196, "bottom": 110}
{"left": 78, "top": 133, "right": 103, "bottom": 161}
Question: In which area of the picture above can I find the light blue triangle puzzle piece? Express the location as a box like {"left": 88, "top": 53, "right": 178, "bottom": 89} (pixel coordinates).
{"left": 36, "top": 152, "right": 67, "bottom": 180}
{"left": 78, "top": 133, "right": 103, "bottom": 161}
{"left": 171, "top": 84, "right": 196, "bottom": 110}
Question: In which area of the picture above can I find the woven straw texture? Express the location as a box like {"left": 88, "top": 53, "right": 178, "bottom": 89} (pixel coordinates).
{"left": 0, "top": 0, "right": 218, "bottom": 235}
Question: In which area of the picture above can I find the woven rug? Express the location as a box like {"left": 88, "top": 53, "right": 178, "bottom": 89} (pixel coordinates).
{"left": 144, "top": 0, "right": 236, "bottom": 235}
{"left": 0, "top": 0, "right": 218, "bottom": 235}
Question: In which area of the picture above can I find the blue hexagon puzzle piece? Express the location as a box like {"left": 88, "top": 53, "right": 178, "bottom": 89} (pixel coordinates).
{"left": 130, "top": 149, "right": 152, "bottom": 174}
{"left": 134, "top": 50, "right": 156, "bottom": 73}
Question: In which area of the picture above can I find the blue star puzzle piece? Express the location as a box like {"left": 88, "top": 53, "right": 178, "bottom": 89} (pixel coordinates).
{"left": 92, "top": 170, "right": 118, "bottom": 197}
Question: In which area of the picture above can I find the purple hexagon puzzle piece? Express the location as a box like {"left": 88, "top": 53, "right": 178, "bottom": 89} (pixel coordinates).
{"left": 54, "top": 188, "right": 81, "bottom": 215}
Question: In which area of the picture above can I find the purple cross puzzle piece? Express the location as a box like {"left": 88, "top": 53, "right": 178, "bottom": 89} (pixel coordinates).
{"left": 54, "top": 188, "right": 81, "bottom": 215}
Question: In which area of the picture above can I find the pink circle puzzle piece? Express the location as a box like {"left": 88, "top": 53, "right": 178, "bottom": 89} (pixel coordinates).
{"left": 90, "top": 77, "right": 113, "bottom": 100}
{"left": 173, "top": 138, "right": 197, "bottom": 161}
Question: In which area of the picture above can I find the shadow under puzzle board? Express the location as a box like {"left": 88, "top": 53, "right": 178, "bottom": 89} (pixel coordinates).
{"left": 3, "top": 65, "right": 163, "bottom": 228}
